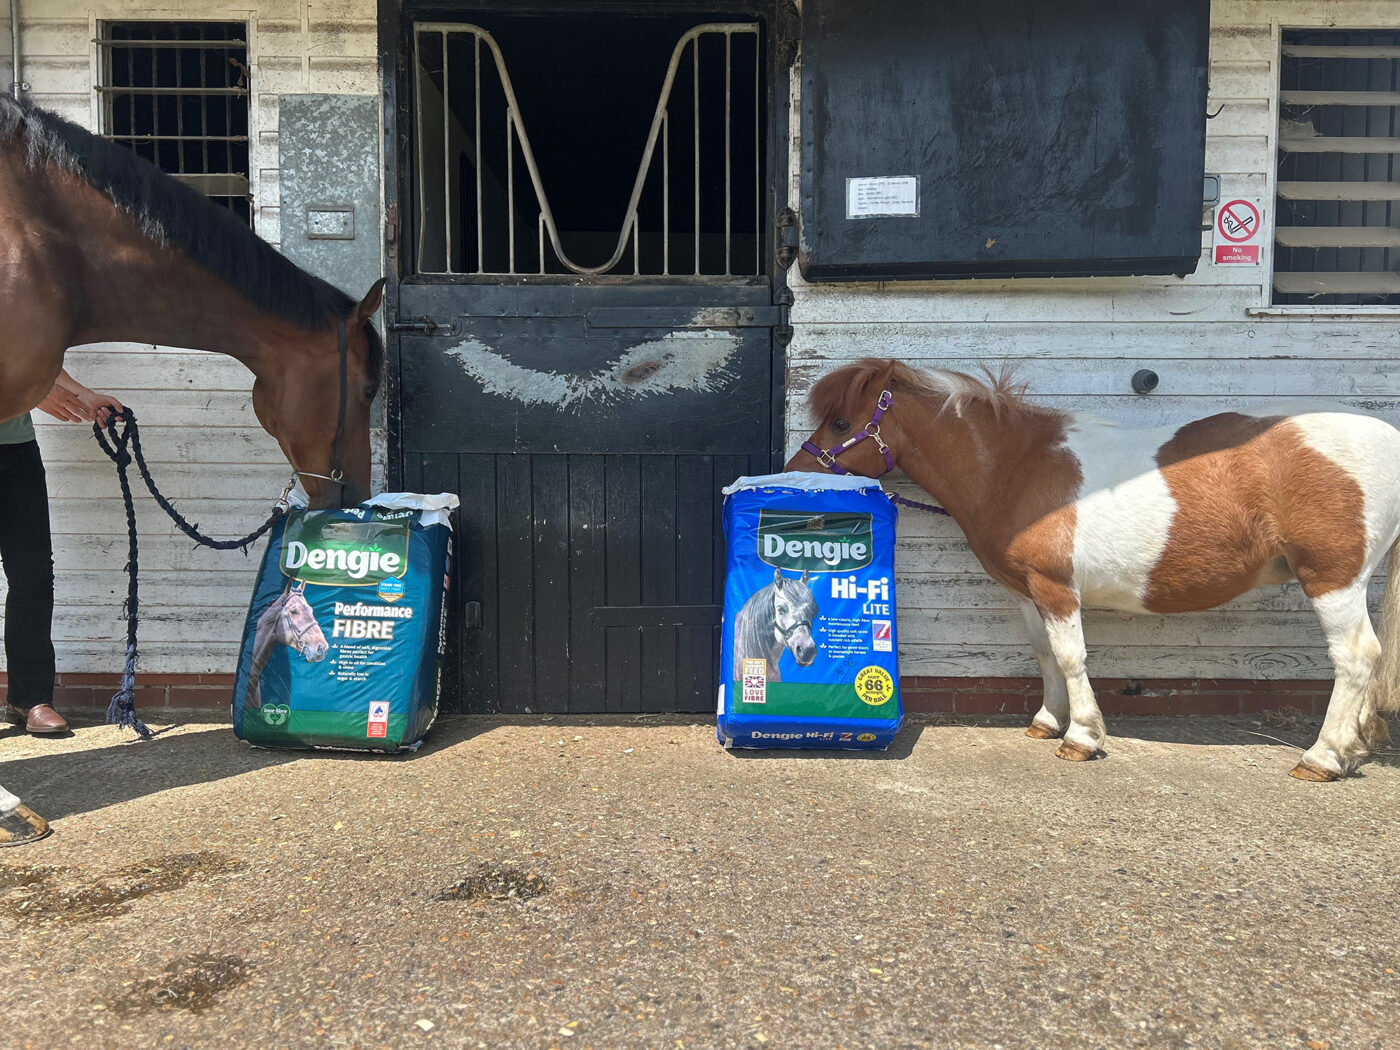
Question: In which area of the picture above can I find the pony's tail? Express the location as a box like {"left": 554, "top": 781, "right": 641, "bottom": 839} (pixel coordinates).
{"left": 1370, "top": 534, "right": 1400, "bottom": 714}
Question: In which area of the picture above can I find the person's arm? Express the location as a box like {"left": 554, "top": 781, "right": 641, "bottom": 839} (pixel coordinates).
{"left": 36, "top": 370, "right": 125, "bottom": 426}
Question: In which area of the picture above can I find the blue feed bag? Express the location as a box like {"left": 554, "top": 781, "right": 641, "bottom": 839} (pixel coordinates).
{"left": 232, "top": 492, "right": 457, "bottom": 752}
{"left": 719, "top": 472, "right": 902, "bottom": 749}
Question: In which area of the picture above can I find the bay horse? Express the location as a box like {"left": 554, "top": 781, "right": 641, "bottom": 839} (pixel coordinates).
{"left": 787, "top": 358, "right": 1400, "bottom": 781}
{"left": 245, "top": 581, "right": 329, "bottom": 710}
{"left": 733, "top": 568, "right": 819, "bottom": 681}
{"left": 0, "top": 94, "right": 383, "bottom": 509}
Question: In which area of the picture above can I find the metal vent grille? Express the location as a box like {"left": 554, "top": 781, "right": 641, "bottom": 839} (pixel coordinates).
{"left": 98, "top": 22, "right": 251, "bottom": 225}
{"left": 1274, "top": 29, "right": 1400, "bottom": 304}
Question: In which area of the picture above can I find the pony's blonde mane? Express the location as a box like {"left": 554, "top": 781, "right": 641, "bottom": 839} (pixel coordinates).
{"left": 808, "top": 358, "right": 1030, "bottom": 425}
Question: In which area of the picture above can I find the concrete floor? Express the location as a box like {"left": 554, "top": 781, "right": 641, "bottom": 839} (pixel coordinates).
{"left": 0, "top": 713, "right": 1397, "bottom": 1049}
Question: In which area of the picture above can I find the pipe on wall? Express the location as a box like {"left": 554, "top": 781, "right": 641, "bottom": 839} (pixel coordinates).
{"left": 9, "top": 0, "right": 20, "bottom": 99}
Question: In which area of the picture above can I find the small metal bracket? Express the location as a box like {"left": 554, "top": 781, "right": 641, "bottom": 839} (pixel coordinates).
{"left": 306, "top": 203, "right": 355, "bottom": 240}
{"left": 388, "top": 317, "right": 456, "bottom": 336}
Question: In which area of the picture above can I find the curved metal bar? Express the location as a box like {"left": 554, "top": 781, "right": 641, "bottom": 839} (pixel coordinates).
{"left": 415, "top": 21, "right": 759, "bottom": 277}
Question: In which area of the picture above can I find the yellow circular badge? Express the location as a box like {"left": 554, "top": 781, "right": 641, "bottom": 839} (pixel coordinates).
{"left": 857, "top": 733, "right": 877, "bottom": 743}
{"left": 854, "top": 666, "right": 894, "bottom": 706}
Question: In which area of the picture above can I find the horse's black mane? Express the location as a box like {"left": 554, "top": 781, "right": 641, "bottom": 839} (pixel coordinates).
{"left": 0, "top": 95, "right": 381, "bottom": 373}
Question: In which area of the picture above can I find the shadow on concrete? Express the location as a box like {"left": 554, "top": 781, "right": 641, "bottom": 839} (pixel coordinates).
{"left": 0, "top": 717, "right": 501, "bottom": 823}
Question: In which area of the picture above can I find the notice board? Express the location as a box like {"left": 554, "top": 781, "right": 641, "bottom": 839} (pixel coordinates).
{"left": 799, "top": 0, "right": 1210, "bottom": 281}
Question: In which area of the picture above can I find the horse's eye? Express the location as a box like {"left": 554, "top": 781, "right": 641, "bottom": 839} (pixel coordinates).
{"left": 831, "top": 418, "right": 851, "bottom": 435}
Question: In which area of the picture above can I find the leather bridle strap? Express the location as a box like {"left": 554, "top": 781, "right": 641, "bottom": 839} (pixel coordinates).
{"left": 294, "top": 316, "right": 349, "bottom": 493}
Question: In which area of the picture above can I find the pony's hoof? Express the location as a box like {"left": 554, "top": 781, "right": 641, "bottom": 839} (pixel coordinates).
{"left": 0, "top": 804, "right": 51, "bottom": 847}
{"left": 1288, "top": 760, "right": 1340, "bottom": 783}
{"left": 1025, "top": 723, "right": 1063, "bottom": 740}
{"left": 1056, "top": 741, "right": 1098, "bottom": 762}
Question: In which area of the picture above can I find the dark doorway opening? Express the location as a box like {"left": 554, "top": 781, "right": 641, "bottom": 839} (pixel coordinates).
{"left": 412, "top": 13, "right": 765, "bottom": 276}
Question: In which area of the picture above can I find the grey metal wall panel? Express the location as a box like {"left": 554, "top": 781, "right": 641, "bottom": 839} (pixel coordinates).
{"left": 278, "top": 94, "right": 383, "bottom": 301}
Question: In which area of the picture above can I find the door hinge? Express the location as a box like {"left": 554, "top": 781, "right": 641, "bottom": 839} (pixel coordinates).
{"left": 775, "top": 207, "right": 799, "bottom": 271}
{"left": 774, "top": 286, "right": 794, "bottom": 348}
{"left": 463, "top": 600, "right": 482, "bottom": 631}
{"left": 384, "top": 203, "right": 399, "bottom": 257}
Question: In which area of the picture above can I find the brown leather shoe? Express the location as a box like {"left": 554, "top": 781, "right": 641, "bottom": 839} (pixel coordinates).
{"left": 6, "top": 704, "right": 68, "bottom": 734}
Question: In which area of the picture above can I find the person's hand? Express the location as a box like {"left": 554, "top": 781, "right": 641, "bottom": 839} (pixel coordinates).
{"left": 36, "top": 384, "right": 90, "bottom": 422}
{"left": 79, "top": 389, "right": 125, "bottom": 428}
{"left": 37, "top": 371, "right": 125, "bottom": 426}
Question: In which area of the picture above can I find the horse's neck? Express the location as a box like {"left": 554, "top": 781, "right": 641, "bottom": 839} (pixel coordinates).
{"left": 58, "top": 176, "right": 299, "bottom": 367}
{"left": 899, "top": 399, "right": 1073, "bottom": 541}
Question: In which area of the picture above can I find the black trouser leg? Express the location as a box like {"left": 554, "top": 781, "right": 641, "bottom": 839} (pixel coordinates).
{"left": 0, "top": 441, "right": 55, "bottom": 710}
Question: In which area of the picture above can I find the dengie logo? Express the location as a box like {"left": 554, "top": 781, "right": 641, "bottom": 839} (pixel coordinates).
{"left": 757, "top": 510, "right": 874, "bottom": 573}
{"left": 280, "top": 514, "right": 411, "bottom": 586}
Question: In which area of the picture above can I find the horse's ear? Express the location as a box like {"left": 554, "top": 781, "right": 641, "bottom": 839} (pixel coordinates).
{"left": 773, "top": 567, "right": 783, "bottom": 586}
{"left": 354, "top": 278, "right": 387, "bottom": 324}
{"left": 801, "top": 570, "right": 810, "bottom": 585}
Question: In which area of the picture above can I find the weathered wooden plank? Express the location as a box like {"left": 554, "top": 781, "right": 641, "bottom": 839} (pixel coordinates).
{"left": 900, "top": 645, "right": 1336, "bottom": 680}
{"left": 639, "top": 457, "right": 678, "bottom": 714}
{"left": 1204, "top": 99, "right": 1272, "bottom": 138}
{"left": 893, "top": 574, "right": 1385, "bottom": 615}
{"left": 1205, "top": 134, "right": 1269, "bottom": 175}
{"left": 38, "top": 426, "right": 287, "bottom": 466}
{"left": 605, "top": 456, "right": 643, "bottom": 713}
{"left": 1208, "top": 62, "right": 1273, "bottom": 99}
{"left": 1210, "top": 21, "right": 1274, "bottom": 56}
{"left": 895, "top": 609, "right": 1340, "bottom": 650}
{"left": 60, "top": 350, "right": 255, "bottom": 390}
{"left": 531, "top": 455, "right": 571, "bottom": 714}
{"left": 495, "top": 456, "right": 535, "bottom": 713}
{"left": 567, "top": 456, "right": 608, "bottom": 712}
{"left": 787, "top": 358, "right": 1400, "bottom": 399}
{"left": 788, "top": 319, "right": 1400, "bottom": 361}
{"left": 790, "top": 284, "right": 1260, "bottom": 325}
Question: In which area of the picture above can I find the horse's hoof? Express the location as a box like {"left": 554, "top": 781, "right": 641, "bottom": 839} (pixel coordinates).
{"left": 1056, "top": 741, "right": 1098, "bottom": 762}
{"left": 1288, "top": 760, "right": 1340, "bottom": 783}
{"left": 0, "top": 804, "right": 51, "bottom": 847}
{"left": 1025, "top": 723, "right": 1063, "bottom": 740}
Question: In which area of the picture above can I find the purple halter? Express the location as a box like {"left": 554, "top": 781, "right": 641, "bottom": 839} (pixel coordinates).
{"left": 801, "top": 388, "right": 897, "bottom": 475}
{"left": 800, "top": 387, "right": 949, "bottom": 517}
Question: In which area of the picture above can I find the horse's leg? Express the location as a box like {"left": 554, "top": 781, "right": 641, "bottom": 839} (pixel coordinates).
{"left": 1019, "top": 600, "right": 1070, "bottom": 739}
{"left": 1033, "top": 601, "right": 1106, "bottom": 761}
{"left": 1293, "top": 583, "right": 1380, "bottom": 781}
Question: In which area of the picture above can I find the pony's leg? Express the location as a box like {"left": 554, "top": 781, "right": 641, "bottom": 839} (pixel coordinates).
{"left": 0, "top": 782, "right": 50, "bottom": 847}
{"left": 1019, "top": 601, "right": 1069, "bottom": 739}
{"left": 1037, "top": 607, "right": 1106, "bottom": 761}
{"left": 1294, "top": 583, "right": 1380, "bottom": 781}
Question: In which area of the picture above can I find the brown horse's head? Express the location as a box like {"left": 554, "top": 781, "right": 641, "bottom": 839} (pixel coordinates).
{"left": 253, "top": 280, "right": 385, "bottom": 508}
{"left": 785, "top": 358, "right": 923, "bottom": 477}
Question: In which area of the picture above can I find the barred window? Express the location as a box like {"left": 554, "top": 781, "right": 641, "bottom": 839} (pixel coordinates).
{"left": 1274, "top": 29, "right": 1400, "bottom": 305}
{"left": 98, "top": 22, "right": 252, "bottom": 225}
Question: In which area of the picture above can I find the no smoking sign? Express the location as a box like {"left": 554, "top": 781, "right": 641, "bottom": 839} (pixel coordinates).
{"left": 1214, "top": 198, "right": 1263, "bottom": 265}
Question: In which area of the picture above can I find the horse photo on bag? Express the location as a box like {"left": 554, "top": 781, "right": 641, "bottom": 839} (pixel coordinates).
{"left": 732, "top": 568, "right": 819, "bottom": 683}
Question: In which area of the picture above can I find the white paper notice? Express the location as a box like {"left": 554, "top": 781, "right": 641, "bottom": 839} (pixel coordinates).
{"left": 845, "top": 176, "right": 920, "bottom": 219}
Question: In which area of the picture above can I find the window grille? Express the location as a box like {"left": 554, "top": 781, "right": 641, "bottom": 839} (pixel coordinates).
{"left": 98, "top": 22, "right": 252, "bottom": 225}
{"left": 1274, "top": 29, "right": 1400, "bottom": 304}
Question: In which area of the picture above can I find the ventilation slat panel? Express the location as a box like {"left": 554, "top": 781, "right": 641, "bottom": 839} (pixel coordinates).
{"left": 1277, "top": 181, "right": 1400, "bottom": 200}
{"left": 1273, "top": 273, "right": 1400, "bottom": 296}
{"left": 1274, "top": 226, "right": 1400, "bottom": 248}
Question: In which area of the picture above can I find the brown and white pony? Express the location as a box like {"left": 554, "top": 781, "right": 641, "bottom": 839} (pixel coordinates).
{"left": 787, "top": 359, "right": 1400, "bottom": 781}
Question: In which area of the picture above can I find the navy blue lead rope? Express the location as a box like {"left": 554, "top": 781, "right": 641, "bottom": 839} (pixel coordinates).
{"left": 92, "top": 409, "right": 287, "bottom": 736}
